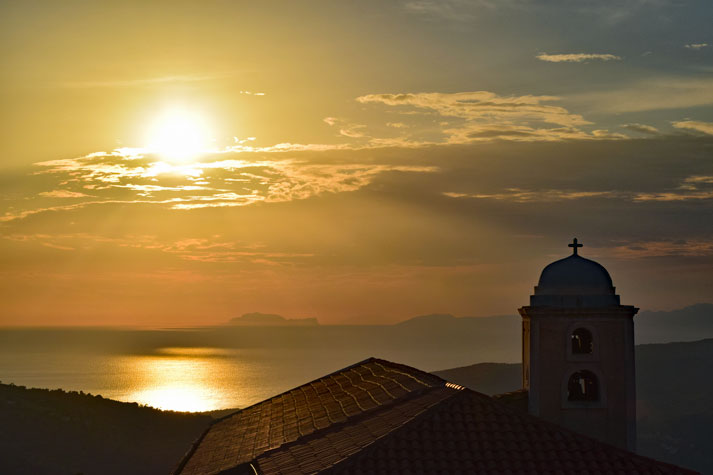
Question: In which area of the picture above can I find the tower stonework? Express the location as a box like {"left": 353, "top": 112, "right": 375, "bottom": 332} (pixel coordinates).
{"left": 518, "top": 239, "right": 638, "bottom": 451}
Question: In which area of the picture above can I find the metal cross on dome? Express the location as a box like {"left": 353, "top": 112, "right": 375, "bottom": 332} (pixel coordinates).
{"left": 568, "top": 238, "right": 583, "bottom": 255}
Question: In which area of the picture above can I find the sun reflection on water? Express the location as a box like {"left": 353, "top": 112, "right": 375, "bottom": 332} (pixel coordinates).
{"left": 126, "top": 347, "right": 235, "bottom": 412}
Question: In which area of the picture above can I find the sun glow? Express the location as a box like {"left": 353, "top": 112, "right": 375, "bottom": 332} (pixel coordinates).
{"left": 145, "top": 109, "right": 213, "bottom": 161}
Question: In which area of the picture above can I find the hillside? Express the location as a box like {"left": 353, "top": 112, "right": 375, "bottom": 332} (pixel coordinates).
{"left": 0, "top": 384, "right": 212, "bottom": 475}
{"left": 636, "top": 303, "right": 713, "bottom": 344}
{"left": 434, "top": 338, "right": 713, "bottom": 474}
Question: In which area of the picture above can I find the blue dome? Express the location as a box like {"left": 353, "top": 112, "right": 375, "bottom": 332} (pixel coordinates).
{"left": 537, "top": 255, "right": 614, "bottom": 293}
{"left": 530, "top": 251, "right": 620, "bottom": 307}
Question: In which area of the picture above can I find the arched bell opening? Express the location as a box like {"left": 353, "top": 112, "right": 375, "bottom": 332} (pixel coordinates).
{"left": 571, "top": 328, "right": 593, "bottom": 354}
{"left": 567, "top": 370, "right": 599, "bottom": 401}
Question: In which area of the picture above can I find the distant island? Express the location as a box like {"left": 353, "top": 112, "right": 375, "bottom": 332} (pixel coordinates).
{"left": 228, "top": 312, "right": 319, "bottom": 326}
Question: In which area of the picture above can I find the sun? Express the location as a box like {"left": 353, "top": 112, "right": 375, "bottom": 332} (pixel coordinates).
{"left": 145, "top": 108, "right": 212, "bottom": 161}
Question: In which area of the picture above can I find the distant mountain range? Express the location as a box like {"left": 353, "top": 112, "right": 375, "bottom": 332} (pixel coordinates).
{"left": 220, "top": 304, "right": 713, "bottom": 350}
{"left": 635, "top": 303, "right": 713, "bottom": 344}
{"left": 433, "top": 338, "right": 713, "bottom": 474}
{"left": 395, "top": 303, "right": 713, "bottom": 345}
{"left": 228, "top": 312, "right": 319, "bottom": 326}
{"left": 224, "top": 303, "right": 713, "bottom": 343}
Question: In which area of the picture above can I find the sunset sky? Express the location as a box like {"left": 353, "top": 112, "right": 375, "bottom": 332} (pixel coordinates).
{"left": 1, "top": 0, "right": 712, "bottom": 326}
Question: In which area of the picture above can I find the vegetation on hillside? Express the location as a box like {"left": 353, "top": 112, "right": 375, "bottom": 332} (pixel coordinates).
{"left": 0, "top": 383, "right": 211, "bottom": 475}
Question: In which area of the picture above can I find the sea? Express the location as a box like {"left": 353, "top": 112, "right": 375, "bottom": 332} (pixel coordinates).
{"left": 0, "top": 323, "right": 521, "bottom": 412}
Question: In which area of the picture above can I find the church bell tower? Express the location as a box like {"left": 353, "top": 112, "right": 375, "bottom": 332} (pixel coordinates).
{"left": 518, "top": 239, "right": 638, "bottom": 451}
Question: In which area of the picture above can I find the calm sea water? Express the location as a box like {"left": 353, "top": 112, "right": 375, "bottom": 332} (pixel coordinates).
{"left": 0, "top": 324, "right": 520, "bottom": 412}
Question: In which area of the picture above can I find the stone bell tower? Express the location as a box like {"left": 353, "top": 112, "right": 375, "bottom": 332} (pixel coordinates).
{"left": 518, "top": 239, "right": 638, "bottom": 451}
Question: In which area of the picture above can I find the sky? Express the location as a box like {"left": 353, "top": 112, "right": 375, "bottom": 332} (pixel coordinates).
{"left": 1, "top": 0, "right": 712, "bottom": 326}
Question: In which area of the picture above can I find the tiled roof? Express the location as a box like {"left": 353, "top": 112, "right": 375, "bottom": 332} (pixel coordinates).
{"left": 174, "top": 358, "right": 696, "bottom": 475}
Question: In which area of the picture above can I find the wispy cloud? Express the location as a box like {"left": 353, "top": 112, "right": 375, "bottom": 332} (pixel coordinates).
{"left": 672, "top": 120, "right": 713, "bottom": 136}
{"left": 621, "top": 123, "right": 661, "bottom": 135}
{"left": 536, "top": 53, "right": 622, "bottom": 63}
{"left": 633, "top": 175, "right": 713, "bottom": 201}
{"left": 356, "top": 91, "right": 626, "bottom": 144}
{"left": 684, "top": 43, "right": 709, "bottom": 50}
{"left": 443, "top": 175, "right": 713, "bottom": 203}
{"left": 1, "top": 150, "right": 437, "bottom": 222}
{"left": 634, "top": 191, "right": 713, "bottom": 201}
{"left": 607, "top": 239, "right": 713, "bottom": 258}
{"left": 444, "top": 189, "right": 621, "bottom": 202}
{"left": 357, "top": 91, "right": 589, "bottom": 126}
{"left": 39, "top": 190, "right": 91, "bottom": 198}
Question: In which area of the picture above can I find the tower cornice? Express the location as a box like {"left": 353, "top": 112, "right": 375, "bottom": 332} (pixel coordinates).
{"left": 519, "top": 305, "right": 639, "bottom": 319}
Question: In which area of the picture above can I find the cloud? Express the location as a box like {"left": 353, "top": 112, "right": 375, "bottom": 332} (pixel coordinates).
{"left": 357, "top": 91, "right": 589, "bottom": 127}
{"left": 536, "top": 53, "right": 622, "bottom": 63}
{"left": 607, "top": 240, "right": 713, "bottom": 258}
{"left": 631, "top": 174, "right": 713, "bottom": 201}
{"left": 1, "top": 150, "right": 437, "bottom": 222}
{"left": 386, "top": 122, "right": 408, "bottom": 128}
{"left": 39, "top": 190, "right": 91, "bottom": 198}
{"left": 227, "top": 142, "right": 361, "bottom": 153}
{"left": 321, "top": 117, "right": 369, "bottom": 139}
{"left": 356, "top": 91, "right": 626, "bottom": 144}
{"left": 444, "top": 189, "right": 622, "bottom": 202}
{"left": 672, "top": 120, "right": 713, "bottom": 136}
{"left": 339, "top": 124, "right": 367, "bottom": 138}
{"left": 682, "top": 175, "right": 713, "bottom": 185}
{"left": 685, "top": 43, "right": 709, "bottom": 50}
{"left": 621, "top": 123, "right": 661, "bottom": 135}
{"left": 633, "top": 191, "right": 713, "bottom": 201}
{"left": 443, "top": 175, "right": 713, "bottom": 203}
{"left": 240, "top": 91, "right": 266, "bottom": 96}
{"left": 444, "top": 124, "right": 626, "bottom": 143}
